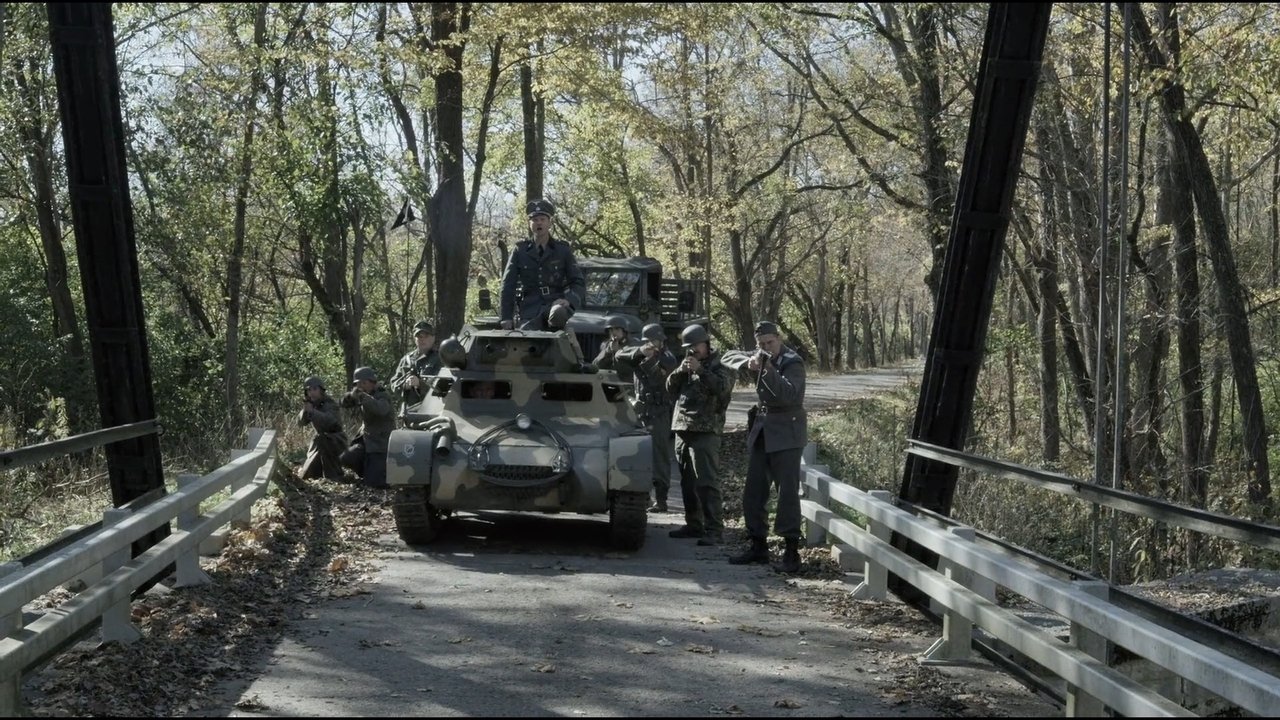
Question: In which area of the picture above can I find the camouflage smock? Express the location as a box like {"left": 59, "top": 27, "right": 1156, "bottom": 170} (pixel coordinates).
{"left": 667, "top": 349, "right": 732, "bottom": 433}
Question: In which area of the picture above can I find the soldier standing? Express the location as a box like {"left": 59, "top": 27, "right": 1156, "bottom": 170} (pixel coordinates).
{"left": 297, "top": 375, "right": 348, "bottom": 481}
{"left": 619, "top": 323, "right": 679, "bottom": 513}
{"left": 666, "top": 324, "right": 733, "bottom": 544}
{"left": 729, "top": 321, "right": 808, "bottom": 573}
{"left": 499, "top": 198, "right": 586, "bottom": 332}
{"left": 339, "top": 366, "right": 396, "bottom": 488}
{"left": 390, "top": 320, "right": 442, "bottom": 409}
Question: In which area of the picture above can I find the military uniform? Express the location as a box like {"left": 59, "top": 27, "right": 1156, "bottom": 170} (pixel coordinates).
{"left": 631, "top": 345, "right": 679, "bottom": 510}
{"left": 390, "top": 347, "right": 442, "bottom": 407}
{"left": 667, "top": 348, "right": 733, "bottom": 538}
{"left": 340, "top": 377, "right": 395, "bottom": 488}
{"left": 499, "top": 237, "right": 585, "bottom": 330}
{"left": 298, "top": 395, "right": 347, "bottom": 481}
{"left": 743, "top": 345, "right": 808, "bottom": 542}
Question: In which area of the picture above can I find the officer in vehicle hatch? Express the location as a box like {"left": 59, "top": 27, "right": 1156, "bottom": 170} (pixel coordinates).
{"left": 728, "top": 320, "right": 808, "bottom": 573}
{"left": 390, "top": 320, "right": 442, "bottom": 409}
{"left": 499, "top": 198, "right": 586, "bottom": 332}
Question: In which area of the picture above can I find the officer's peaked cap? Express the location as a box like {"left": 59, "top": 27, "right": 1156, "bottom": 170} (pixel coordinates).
{"left": 413, "top": 320, "right": 435, "bottom": 336}
{"left": 526, "top": 198, "right": 556, "bottom": 218}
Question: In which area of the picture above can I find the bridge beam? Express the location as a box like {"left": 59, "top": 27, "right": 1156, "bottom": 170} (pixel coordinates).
{"left": 46, "top": 4, "right": 167, "bottom": 519}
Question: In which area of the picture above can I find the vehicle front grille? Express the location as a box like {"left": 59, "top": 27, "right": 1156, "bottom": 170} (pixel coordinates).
{"left": 575, "top": 332, "right": 605, "bottom": 361}
{"left": 481, "top": 464, "right": 558, "bottom": 487}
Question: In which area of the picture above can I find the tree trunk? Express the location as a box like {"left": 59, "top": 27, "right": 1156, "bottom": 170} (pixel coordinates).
{"left": 1133, "top": 7, "right": 1271, "bottom": 506}
{"left": 224, "top": 4, "right": 268, "bottom": 445}
{"left": 429, "top": 2, "right": 475, "bottom": 338}
{"left": 1034, "top": 152, "right": 1061, "bottom": 462}
{"left": 520, "top": 47, "right": 543, "bottom": 202}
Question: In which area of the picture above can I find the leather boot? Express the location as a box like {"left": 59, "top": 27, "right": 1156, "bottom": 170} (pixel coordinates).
{"left": 778, "top": 538, "right": 801, "bottom": 573}
{"left": 728, "top": 536, "right": 769, "bottom": 565}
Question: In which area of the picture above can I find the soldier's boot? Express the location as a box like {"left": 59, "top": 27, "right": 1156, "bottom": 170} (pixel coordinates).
{"left": 728, "top": 536, "right": 769, "bottom": 565}
{"left": 668, "top": 525, "right": 704, "bottom": 539}
{"left": 696, "top": 531, "right": 723, "bottom": 546}
{"left": 648, "top": 493, "right": 669, "bottom": 513}
{"left": 777, "top": 538, "right": 801, "bottom": 574}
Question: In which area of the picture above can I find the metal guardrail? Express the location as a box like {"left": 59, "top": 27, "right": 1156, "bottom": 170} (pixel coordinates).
{"left": 905, "top": 439, "right": 1280, "bottom": 553}
{"left": 0, "top": 428, "right": 277, "bottom": 716}
{"left": 0, "top": 419, "right": 160, "bottom": 471}
{"left": 798, "top": 450, "right": 1280, "bottom": 717}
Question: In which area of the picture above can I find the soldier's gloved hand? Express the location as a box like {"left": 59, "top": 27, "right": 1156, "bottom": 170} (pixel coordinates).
{"left": 684, "top": 356, "right": 701, "bottom": 373}
{"left": 500, "top": 319, "right": 514, "bottom": 330}
{"left": 747, "top": 354, "right": 762, "bottom": 372}
{"left": 408, "top": 375, "right": 421, "bottom": 389}
{"left": 641, "top": 342, "right": 657, "bottom": 358}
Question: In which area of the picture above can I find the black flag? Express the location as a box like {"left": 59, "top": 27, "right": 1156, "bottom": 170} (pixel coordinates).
{"left": 391, "top": 197, "right": 416, "bottom": 229}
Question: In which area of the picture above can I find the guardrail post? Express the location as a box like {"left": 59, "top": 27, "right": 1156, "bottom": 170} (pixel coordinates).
{"left": 850, "top": 490, "right": 893, "bottom": 600}
{"left": 228, "top": 428, "right": 266, "bottom": 527}
{"left": 920, "top": 527, "right": 994, "bottom": 665}
{"left": 0, "top": 562, "right": 24, "bottom": 716}
{"left": 100, "top": 509, "right": 142, "bottom": 645}
{"left": 1066, "top": 580, "right": 1110, "bottom": 717}
{"left": 174, "top": 473, "right": 213, "bottom": 588}
{"left": 800, "top": 447, "right": 830, "bottom": 547}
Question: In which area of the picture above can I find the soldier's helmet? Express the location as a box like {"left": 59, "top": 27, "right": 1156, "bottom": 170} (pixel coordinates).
{"left": 526, "top": 198, "right": 556, "bottom": 218}
{"left": 681, "top": 324, "right": 710, "bottom": 350}
{"left": 641, "top": 323, "right": 665, "bottom": 343}
{"left": 351, "top": 366, "right": 377, "bottom": 384}
{"left": 439, "top": 337, "right": 467, "bottom": 368}
{"left": 604, "top": 315, "right": 627, "bottom": 331}
{"left": 303, "top": 375, "right": 325, "bottom": 390}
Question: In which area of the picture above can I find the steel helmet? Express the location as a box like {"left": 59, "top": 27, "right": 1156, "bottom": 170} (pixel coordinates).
{"left": 680, "top": 324, "right": 710, "bottom": 350}
{"left": 641, "top": 323, "right": 665, "bottom": 343}
{"left": 351, "top": 366, "right": 377, "bottom": 384}
{"left": 303, "top": 375, "right": 325, "bottom": 390}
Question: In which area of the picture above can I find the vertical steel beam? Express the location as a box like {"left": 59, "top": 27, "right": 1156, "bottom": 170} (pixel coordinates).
{"left": 46, "top": 4, "right": 167, "bottom": 513}
{"left": 901, "top": 3, "right": 1052, "bottom": 514}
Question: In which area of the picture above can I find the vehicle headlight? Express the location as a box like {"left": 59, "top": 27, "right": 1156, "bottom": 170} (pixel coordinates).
{"left": 516, "top": 414, "right": 533, "bottom": 431}
{"left": 468, "top": 443, "right": 487, "bottom": 471}
{"left": 552, "top": 448, "right": 571, "bottom": 473}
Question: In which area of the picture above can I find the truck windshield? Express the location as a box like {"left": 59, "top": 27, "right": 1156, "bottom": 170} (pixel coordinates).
{"left": 583, "top": 270, "right": 642, "bottom": 308}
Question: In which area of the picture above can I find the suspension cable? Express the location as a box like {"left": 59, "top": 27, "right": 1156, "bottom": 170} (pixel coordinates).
{"left": 1091, "top": 2, "right": 1113, "bottom": 578}
{"left": 1110, "top": 2, "right": 1133, "bottom": 581}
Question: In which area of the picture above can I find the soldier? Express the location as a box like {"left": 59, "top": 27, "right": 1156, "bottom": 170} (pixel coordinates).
{"left": 339, "top": 366, "right": 396, "bottom": 488}
{"left": 666, "top": 323, "right": 733, "bottom": 544}
{"left": 390, "top": 320, "right": 442, "bottom": 409}
{"left": 592, "top": 315, "right": 635, "bottom": 381}
{"left": 616, "top": 323, "right": 680, "bottom": 513}
{"left": 499, "top": 198, "right": 586, "bottom": 332}
{"left": 729, "top": 321, "right": 808, "bottom": 573}
{"left": 297, "top": 375, "right": 348, "bottom": 482}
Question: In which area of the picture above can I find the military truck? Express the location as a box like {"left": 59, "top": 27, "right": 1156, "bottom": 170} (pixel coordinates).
{"left": 567, "top": 256, "right": 707, "bottom": 361}
{"left": 385, "top": 326, "right": 654, "bottom": 549}
{"left": 477, "top": 255, "right": 708, "bottom": 363}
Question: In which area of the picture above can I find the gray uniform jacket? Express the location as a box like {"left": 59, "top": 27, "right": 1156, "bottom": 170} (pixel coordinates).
{"left": 298, "top": 396, "right": 345, "bottom": 435}
{"left": 632, "top": 346, "right": 679, "bottom": 409}
{"left": 346, "top": 386, "right": 395, "bottom": 453}
{"left": 746, "top": 347, "right": 807, "bottom": 452}
{"left": 390, "top": 348, "right": 442, "bottom": 406}
{"left": 499, "top": 237, "right": 585, "bottom": 324}
{"left": 667, "top": 350, "right": 733, "bottom": 433}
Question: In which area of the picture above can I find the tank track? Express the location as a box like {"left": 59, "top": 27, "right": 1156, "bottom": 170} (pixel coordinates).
{"left": 392, "top": 486, "right": 440, "bottom": 544}
{"left": 608, "top": 490, "right": 648, "bottom": 550}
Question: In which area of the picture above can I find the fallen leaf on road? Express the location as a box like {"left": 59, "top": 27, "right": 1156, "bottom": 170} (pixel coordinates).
{"left": 411, "top": 600, "right": 427, "bottom": 609}
{"left": 328, "top": 557, "right": 349, "bottom": 573}
{"left": 711, "top": 705, "right": 744, "bottom": 715}
{"left": 447, "top": 637, "right": 472, "bottom": 644}
{"left": 234, "top": 695, "right": 266, "bottom": 710}
{"left": 614, "top": 602, "right": 633, "bottom": 609}
{"left": 627, "top": 647, "right": 656, "bottom": 654}
{"left": 656, "top": 637, "right": 674, "bottom": 646}
{"left": 358, "top": 639, "right": 399, "bottom": 648}
{"left": 685, "top": 643, "right": 715, "bottom": 654}
{"left": 774, "top": 698, "right": 804, "bottom": 709}
{"left": 573, "top": 613, "right": 602, "bottom": 621}
{"left": 532, "top": 663, "right": 556, "bottom": 673}
{"left": 688, "top": 615, "right": 719, "bottom": 625}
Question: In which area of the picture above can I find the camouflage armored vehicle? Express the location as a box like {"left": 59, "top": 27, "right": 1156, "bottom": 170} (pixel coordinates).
{"left": 386, "top": 325, "right": 653, "bottom": 549}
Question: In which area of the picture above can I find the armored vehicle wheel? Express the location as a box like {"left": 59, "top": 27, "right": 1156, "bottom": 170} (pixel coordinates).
{"left": 392, "top": 486, "right": 441, "bottom": 545}
{"left": 608, "top": 491, "right": 648, "bottom": 550}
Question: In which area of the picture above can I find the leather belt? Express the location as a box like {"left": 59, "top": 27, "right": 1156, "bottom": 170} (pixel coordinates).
{"left": 758, "top": 405, "right": 800, "bottom": 415}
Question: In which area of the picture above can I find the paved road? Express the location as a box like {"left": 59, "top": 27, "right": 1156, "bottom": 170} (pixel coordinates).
{"left": 198, "top": 363, "right": 1055, "bottom": 717}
